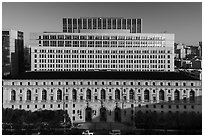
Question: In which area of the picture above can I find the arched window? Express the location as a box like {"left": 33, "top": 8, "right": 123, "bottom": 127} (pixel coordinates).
{"left": 144, "top": 90, "right": 150, "bottom": 101}
{"left": 129, "top": 89, "right": 134, "bottom": 101}
{"left": 100, "top": 107, "right": 107, "bottom": 122}
{"left": 86, "top": 89, "right": 91, "bottom": 100}
{"left": 115, "top": 89, "right": 120, "bottom": 101}
{"left": 42, "top": 90, "right": 47, "bottom": 101}
{"left": 27, "top": 90, "right": 31, "bottom": 101}
{"left": 72, "top": 89, "right": 77, "bottom": 101}
{"left": 159, "top": 90, "right": 165, "bottom": 101}
{"left": 57, "top": 89, "right": 62, "bottom": 101}
{"left": 174, "top": 90, "right": 180, "bottom": 101}
{"left": 115, "top": 107, "right": 121, "bottom": 122}
{"left": 101, "top": 89, "right": 106, "bottom": 100}
{"left": 85, "top": 107, "right": 92, "bottom": 122}
{"left": 11, "top": 90, "right": 16, "bottom": 101}
{"left": 189, "top": 90, "right": 195, "bottom": 102}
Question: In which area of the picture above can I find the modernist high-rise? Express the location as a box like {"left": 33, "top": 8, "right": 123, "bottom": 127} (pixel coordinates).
{"left": 30, "top": 32, "right": 174, "bottom": 72}
{"left": 2, "top": 29, "right": 24, "bottom": 76}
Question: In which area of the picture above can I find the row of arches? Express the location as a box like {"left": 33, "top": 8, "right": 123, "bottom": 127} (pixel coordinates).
{"left": 10, "top": 89, "right": 196, "bottom": 102}
{"left": 10, "top": 89, "right": 63, "bottom": 101}
{"left": 85, "top": 107, "right": 122, "bottom": 122}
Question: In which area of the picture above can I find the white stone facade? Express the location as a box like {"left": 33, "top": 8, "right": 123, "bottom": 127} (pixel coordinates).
{"left": 30, "top": 33, "right": 174, "bottom": 72}
{"left": 3, "top": 79, "right": 201, "bottom": 123}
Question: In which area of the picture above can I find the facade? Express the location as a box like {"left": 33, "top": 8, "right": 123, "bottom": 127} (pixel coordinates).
{"left": 30, "top": 32, "right": 174, "bottom": 72}
{"left": 2, "top": 72, "right": 202, "bottom": 123}
{"left": 2, "top": 29, "right": 24, "bottom": 76}
{"left": 62, "top": 17, "right": 142, "bottom": 33}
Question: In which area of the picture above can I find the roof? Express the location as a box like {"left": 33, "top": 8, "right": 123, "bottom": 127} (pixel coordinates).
{"left": 2, "top": 71, "right": 200, "bottom": 80}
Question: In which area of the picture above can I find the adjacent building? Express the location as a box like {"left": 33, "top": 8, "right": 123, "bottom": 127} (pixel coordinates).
{"left": 30, "top": 32, "right": 174, "bottom": 72}
{"left": 2, "top": 71, "right": 202, "bottom": 123}
{"left": 2, "top": 29, "right": 24, "bottom": 76}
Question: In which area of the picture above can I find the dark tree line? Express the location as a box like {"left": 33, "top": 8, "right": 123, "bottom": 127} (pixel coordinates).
{"left": 135, "top": 111, "right": 202, "bottom": 130}
{"left": 2, "top": 108, "right": 71, "bottom": 128}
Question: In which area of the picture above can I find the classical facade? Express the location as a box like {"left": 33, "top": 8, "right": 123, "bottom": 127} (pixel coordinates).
{"left": 2, "top": 72, "right": 202, "bottom": 123}
{"left": 30, "top": 32, "right": 174, "bottom": 72}
{"left": 62, "top": 17, "right": 142, "bottom": 33}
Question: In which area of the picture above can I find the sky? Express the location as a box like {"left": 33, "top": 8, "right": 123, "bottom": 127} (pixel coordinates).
{"left": 2, "top": 2, "right": 202, "bottom": 46}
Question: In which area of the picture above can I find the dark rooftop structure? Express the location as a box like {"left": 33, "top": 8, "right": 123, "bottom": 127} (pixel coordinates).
{"left": 2, "top": 71, "right": 200, "bottom": 80}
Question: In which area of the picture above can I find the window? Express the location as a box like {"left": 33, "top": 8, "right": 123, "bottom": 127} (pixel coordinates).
{"left": 129, "top": 89, "right": 134, "bottom": 100}
{"left": 50, "top": 104, "right": 53, "bottom": 108}
{"left": 27, "top": 90, "right": 31, "bottom": 101}
{"left": 57, "top": 89, "right": 62, "bottom": 101}
{"left": 73, "top": 104, "right": 75, "bottom": 108}
{"left": 72, "top": 89, "right": 77, "bottom": 101}
{"left": 27, "top": 105, "right": 29, "bottom": 108}
{"left": 86, "top": 89, "right": 91, "bottom": 100}
{"left": 101, "top": 89, "right": 106, "bottom": 100}
{"left": 144, "top": 90, "right": 150, "bottom": 101}
{"left": 115, "top": 89, "right": 120, "bottom": 100}
{"left": 11, "top": 90, "right": 16, "bottom": 101}
{"left": 42, "top": 90, "right": 47, "bottom": 101}
{"left": 58, "top": 104, "right": 60, "bottom": 108}
{"left": 35, "top": 105, "right": 37, "bottom": 108}
{"left": 50, "top": 96, "right": 53, "bottom": 101}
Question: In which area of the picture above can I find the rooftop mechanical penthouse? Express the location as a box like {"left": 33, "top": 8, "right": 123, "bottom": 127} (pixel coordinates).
{"left": 62, "top": 17, "right": 142, "bottom": 33}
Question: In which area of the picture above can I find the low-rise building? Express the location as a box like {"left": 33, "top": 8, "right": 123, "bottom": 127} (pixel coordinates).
{"left": 2, "top": 71, "right": 201, "bottom": 123}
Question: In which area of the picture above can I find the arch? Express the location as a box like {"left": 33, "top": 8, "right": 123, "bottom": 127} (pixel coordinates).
{"left": 27, "top": 90, "right": 31, "bottom": 101}
{"left": 72, "top": 89, "right": 77, "bottom": 101}
{"left": 159, "top": 90, "right": 165, "bottom": 101}
{"left": 115, "top": 89, "right": 120, "bottom": 101}
{"left": 129, "top": 89, "right": 134, "bottom": 101}
{"left": 100, "top": 107, "right": 107, "bottom": 122}
{"left": 11, "top": 90, "right": 16, "bottom": 101}
{"left": 115, "top": 107, "right": 121, "bottom": 122}
{"left": 101, "top": 89, "right": 106, "bottom": 100}
{"left": 85, "top": 107, "right": 92, "bottom": 122}
{"left": 57, "top": 89, "right": 63, "bottom": 101}
{"left": 174, "top": 90, "right": 180, "bottom": 101}
{"left": 42, "top": 89, "right": 47, "bottom": 101}
{"left": 144, "top": 89, "right": 150, "bottom": 101}
{"left": 86, "top": 89, "right": 91, "bottom": 100}
{"left": 189, "top": 90, "right": 195, "bottom": 102}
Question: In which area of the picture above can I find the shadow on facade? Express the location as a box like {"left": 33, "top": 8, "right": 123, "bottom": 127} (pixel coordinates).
{"left": 79, "top": 96, "right": 202, "bottom": 133}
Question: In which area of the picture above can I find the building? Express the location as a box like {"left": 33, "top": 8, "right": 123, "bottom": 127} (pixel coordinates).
{"left": 30, "top": 32, "right": 174, "bottom": 72}
{"left": 2, "top": 71, "right": 202, "bottom": 123}
{"left": 62, "top": 17, "right": 142, "bottom": 33}
{"left": 2, "top": 29, "right": 24, "bottom": 76}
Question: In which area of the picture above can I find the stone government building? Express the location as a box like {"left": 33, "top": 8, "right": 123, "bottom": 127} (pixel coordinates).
{"left": 2, "top": 17, "right": 202, "bottom": 124}
{"left": 2, "top": 71, "right": 202, "bottom": 123}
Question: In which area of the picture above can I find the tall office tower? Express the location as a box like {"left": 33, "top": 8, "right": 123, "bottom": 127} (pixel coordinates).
{"left": 62, "top": 17, "right": 142, "bottom": 33}
{"left": 30, "top": 32, "right": 174, "bottom": 72}
{"left": 2, "top": 29, "right": 24, "bottom": 76}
